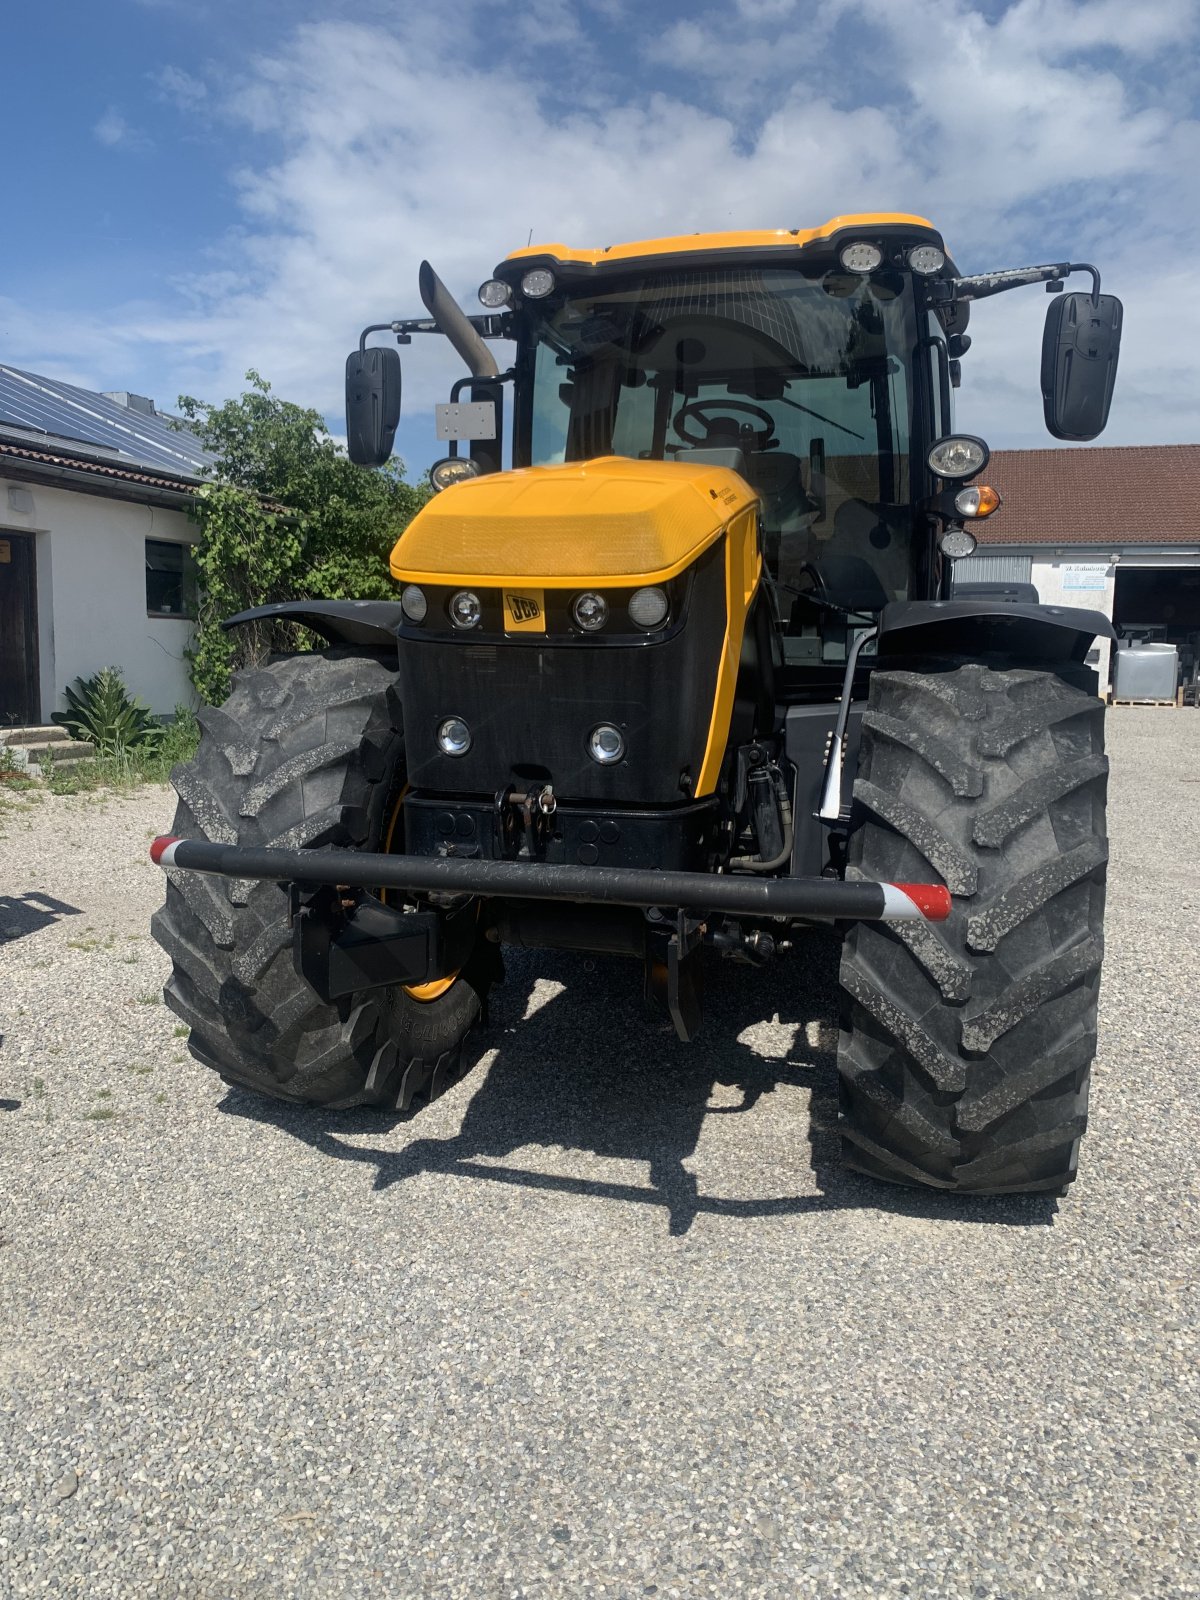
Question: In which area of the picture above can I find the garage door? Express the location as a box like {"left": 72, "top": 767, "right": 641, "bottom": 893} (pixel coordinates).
{"left": 952, "top": 552, "right": 1033, "bottom": 586}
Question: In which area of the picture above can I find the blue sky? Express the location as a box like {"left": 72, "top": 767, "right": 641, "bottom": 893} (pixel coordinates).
{"left": 4, "top": 0, "right": 1198, "bottom": 477}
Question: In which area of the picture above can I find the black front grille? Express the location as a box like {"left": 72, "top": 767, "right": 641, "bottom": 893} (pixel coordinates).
{"left": 395, "top": 543, "right": 726, "bottom": 804}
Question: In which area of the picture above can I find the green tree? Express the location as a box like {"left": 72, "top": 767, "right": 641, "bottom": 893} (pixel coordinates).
{"left": 177, "top": 370, "right": 425, "bottom": 704}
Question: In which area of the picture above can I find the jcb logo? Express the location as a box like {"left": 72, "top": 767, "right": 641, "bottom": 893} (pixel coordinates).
{"left": 503, "top": 589, "right": 546, "bottom": 632}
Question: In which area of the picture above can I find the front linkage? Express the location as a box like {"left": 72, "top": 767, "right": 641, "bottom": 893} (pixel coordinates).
{"left": 150, "top": 834, "right": 949, "bottom": 1040}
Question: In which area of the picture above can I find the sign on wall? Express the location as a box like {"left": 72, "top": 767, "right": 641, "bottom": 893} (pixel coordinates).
{"left": 0, "top": 539, "right": 11, "bottom": 564}
{"left": 1061, "top": 563, "right": 1110, "bottom": 592}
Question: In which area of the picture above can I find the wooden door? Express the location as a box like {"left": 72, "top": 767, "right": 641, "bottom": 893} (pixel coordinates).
{"left": 0, "top": 530, "right": 39, "bottom": 726}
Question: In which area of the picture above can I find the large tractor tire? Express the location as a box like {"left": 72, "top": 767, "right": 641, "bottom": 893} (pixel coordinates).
{"left": 837, "top": 659, "right": 1108, "bottom": 1193}
{"left": 151, "top": 649, "right": 493, "bottom": 1110}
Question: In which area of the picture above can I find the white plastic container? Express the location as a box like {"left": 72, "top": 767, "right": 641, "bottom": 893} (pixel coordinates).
{"left": 1113, "top": 643, "right": 1179, "bottom": 701}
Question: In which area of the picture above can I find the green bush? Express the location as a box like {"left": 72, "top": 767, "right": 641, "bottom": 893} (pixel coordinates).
{"left": 52, "top": 667, "right": 161, "bottom": 756}
{"left": 155, "top": 704, "right": 200, "bottom": 769}
{"left": 42, "top": 702, "right": 200, "bottom": 794}
{"left": 176, "top": 371, "right": 426, "bottom": 705}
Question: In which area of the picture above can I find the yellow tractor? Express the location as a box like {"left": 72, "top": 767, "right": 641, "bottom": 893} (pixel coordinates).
{"left": 151, "top": 212, "right": 1122, "bottom": 1194}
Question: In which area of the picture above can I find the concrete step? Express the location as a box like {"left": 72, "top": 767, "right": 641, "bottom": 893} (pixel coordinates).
{"left": 2, "top": 728, "right": 98, "bottom": 776}
{"left": 1, "top": 725, "right": 61, "bottom": 745}
{"left": 20, "top": 739, "right": 97, "bottom": 768}
{"left": 29, "top": 748, "right": 98, "bottom": 774}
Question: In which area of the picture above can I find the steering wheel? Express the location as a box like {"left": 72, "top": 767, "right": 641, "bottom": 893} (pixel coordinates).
{"left": 673, "top": 399, "right": 777, "bottom": 450}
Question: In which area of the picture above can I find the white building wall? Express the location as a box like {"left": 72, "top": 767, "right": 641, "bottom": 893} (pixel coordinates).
{"left": 0, "top": 474, "right": 197, "bottom": 719}
{"left": 1030, "top": 556, "right": 1116, "bottom": 688}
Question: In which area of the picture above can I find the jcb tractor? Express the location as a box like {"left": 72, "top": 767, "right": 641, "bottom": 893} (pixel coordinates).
{"left": 151, "top": 212, "right": 1122, "bottom": 1194}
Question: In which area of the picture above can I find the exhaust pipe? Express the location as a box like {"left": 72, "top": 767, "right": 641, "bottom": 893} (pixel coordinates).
{"left": 419, "top": 261, "right": 499, "bottom": 379}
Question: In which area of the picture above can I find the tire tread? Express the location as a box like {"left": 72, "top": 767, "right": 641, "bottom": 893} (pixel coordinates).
{"left": 838, "top": 659, "right": 1107, "bottom": 1194}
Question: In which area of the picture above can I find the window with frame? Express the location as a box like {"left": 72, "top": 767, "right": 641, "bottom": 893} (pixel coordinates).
{"left": 145, "top": 539, "right": 197, "bottom": 617}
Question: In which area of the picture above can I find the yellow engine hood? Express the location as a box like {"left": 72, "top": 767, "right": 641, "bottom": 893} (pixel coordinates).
{"left": 390, "top": 456, "right": 758, "bottom": 587}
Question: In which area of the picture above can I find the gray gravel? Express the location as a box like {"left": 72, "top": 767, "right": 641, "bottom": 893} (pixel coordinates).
{"left": 1, "top": 708, "right": 1198, "bottom": 1599}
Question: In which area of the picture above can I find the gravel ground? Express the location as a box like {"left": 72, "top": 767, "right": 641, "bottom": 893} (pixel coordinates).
{"left": 1, "top": 707, "right": 1197, "bottom": 1599}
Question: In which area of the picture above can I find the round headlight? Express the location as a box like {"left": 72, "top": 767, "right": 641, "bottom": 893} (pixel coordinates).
{"left": 908, "top": 245, "right": 946, "bottom": 276}
{"left": 449, "top": 590, "right": 482, "bottom": 629}
{"left": 839, "top": 241, "right": 883, "bottom": 273}
{"left": 429, "top": 456, "right": 482, "bottom": 493}
{"left": 927, "top": 435, "right": 990, "bottom": 480}
{"left": 401, "top": 584, "right": 428, "bottom": 623}
{"left": 520, "top": 268, "right": 555, "bottom": 299}
{"left": 628, "top": 586, "right": 669, "bottom": 630}
{"left": 437, "top": 717, "right": 472, "bottom": 757}
{"left": 572, "top": 592, "right": 609, "bottom": 632}
{"left": 478, "top": 278, "right": 512, "bottom": 308}
{"left": 588, "top": 724, "right": 625, "bottom": 765}
{"left": 939, "top": 527, "right": 978, "bottom": 560}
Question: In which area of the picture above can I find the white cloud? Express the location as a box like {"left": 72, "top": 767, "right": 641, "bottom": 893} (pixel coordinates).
{"left": 151, "top": 64, "right": 209, "bottom": 108}
{"left": 92, "top": 106, "right": 150, "bottom": 150}
{"left": 733, "top": 0, "right": 798, "bottom": 18}
{"left": 20, "top": 3, "right": 1200, "bottom": 454}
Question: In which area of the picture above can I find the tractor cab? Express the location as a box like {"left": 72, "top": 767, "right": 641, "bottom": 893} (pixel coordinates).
{"left": 510, "top": 249, "right": 924, "bottom": 678}
{"left": 348, "top": 214, "right": 1121, "bottom": 697}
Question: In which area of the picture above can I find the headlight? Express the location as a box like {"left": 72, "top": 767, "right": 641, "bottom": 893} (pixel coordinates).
{"left": 839, "top": 241, "right": 883, "bottom": 273}
{"left": 628, "top": 586, "right": 669, "bottom": 630}
{"left": 520, "top": 268, "right": 555, "bottom": 298}
{"left": 587, "top": 724, "right": 625, "bottom": 765}
{"left": 908, "top": 245, "right": 946, "bottom": 275}
{"left": 429, "top": 456, "right": 481, "bottom": 493}
{"left": 572, "top": 592, "right": 609, "bottom": 632}
{"left": 939, "top": 528, "right": 978, "bottom": 559}
{"left": 400, "top": 584, "right": 428, "bottom": 623}
{"left": 954, "top": 485, "right": 1002, "bottom": 518}
{"left": 449, "top": 590, "right": 482, "bottom": 629}
{"left": 928, "top": 435, "right": 990, "bottom": 480}
{"left": 437, "top": 717, "right": 472, "bottom": 757}
{"left": 478, "top": 279, "right": 512, "bottom": 308}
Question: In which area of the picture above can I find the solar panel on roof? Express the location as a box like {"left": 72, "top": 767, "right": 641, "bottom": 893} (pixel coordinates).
{"left": 0, "top": 364, "right": 216, "bottom": 476}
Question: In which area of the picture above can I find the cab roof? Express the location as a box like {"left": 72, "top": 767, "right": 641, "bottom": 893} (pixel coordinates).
{"left": 503, "top": 212, "right": 948, "bottom": 272}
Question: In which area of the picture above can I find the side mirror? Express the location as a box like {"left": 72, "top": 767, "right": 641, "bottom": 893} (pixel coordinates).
{"left": 345, "top": 346, "right": 402, "bottom": 465}
{"left": 1041, "top": 291, "right": 1122, "bottom": 441}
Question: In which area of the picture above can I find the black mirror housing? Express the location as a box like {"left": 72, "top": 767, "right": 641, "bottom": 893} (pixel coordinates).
{"left": 346, "top": 346, "right": 402, "bottom": 466}
{"left": 1041, "top": 291, "right": 1122, "bottom": 441}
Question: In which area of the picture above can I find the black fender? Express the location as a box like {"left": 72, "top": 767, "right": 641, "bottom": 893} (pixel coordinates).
{"left": 877, "top": 599, "right": 1115, "bottom": 664}
{"left": 222, "top": 599, "right": 407, "bottom": 650}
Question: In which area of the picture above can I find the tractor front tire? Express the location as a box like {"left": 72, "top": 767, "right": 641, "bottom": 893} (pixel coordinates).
{"left": 837, "top": 659, "right": 1108, "bottom": 1194}
{"left": 151, "top": 649, "right": 492, "bottom": 1110}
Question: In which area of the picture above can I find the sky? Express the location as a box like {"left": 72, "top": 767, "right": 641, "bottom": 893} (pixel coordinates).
{"left": 3, "top": 0, "right": 1198, "bottom": 478}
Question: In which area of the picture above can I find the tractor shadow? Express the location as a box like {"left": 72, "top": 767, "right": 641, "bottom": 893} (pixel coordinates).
{"left": 221, "top": 937, "right": 1060, "bottom": 1236}
{"left": 0, "top": 891, "right": 84, "bottom": 945}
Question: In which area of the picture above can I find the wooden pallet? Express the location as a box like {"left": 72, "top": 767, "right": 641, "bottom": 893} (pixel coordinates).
{"left": 1106, "top": 688, "right": 1185, "bottom": 707}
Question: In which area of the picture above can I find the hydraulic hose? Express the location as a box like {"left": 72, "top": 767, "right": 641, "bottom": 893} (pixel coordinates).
{"left": 729, "top": 766, "right": 795, "bottom": 874}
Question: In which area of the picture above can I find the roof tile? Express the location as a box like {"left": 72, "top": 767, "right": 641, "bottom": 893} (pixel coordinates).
{"left": 977, "top": 444, "right": 1200, "bottom": 546}
{"left": 0, "top": 439, "right": 200, "bottom": 496}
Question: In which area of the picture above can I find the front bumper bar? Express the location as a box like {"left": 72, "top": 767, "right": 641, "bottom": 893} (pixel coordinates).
{"left": 150, "top": 836, "right": 951, "bottom": 923}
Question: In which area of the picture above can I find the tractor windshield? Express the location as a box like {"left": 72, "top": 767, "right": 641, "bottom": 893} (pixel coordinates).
{"left": 525, "top": 264, "right": 919, "bottom": 606}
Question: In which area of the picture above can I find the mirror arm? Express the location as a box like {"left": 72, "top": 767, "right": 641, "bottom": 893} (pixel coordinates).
{"left": 357, "top": 315, "right": 511, "bottom": 352}
{"left": 937, "top": 262, "right": 1103, "bottom": 308}
{"left": 1076, "top": 263, "right": 1102, "bottom": 306}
